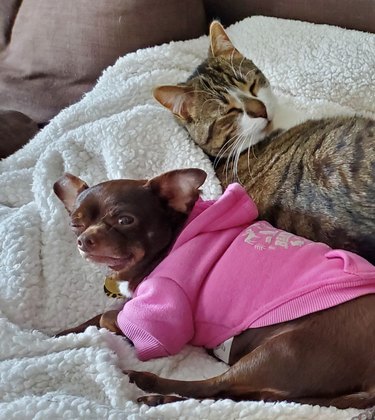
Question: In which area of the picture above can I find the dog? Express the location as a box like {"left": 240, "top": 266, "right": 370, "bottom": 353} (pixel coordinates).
{"left": 54, "top": 168, "right": 375, "bottom": 409}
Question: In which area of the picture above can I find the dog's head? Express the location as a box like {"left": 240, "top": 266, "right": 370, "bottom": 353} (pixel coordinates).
{"left": 53, "top": 168, "right": 206, "bottom": 289}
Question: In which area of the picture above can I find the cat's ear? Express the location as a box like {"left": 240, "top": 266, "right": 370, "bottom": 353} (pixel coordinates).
{"left": 153, "top": 85, "right": 193, "bottom": 121}
{"left": 209, "top": 20, "right": 242, "bottom": 59}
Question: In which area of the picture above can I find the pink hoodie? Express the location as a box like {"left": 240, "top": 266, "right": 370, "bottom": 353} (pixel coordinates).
{"left": 117, "top": 184, "right": 375, "bottom": 361}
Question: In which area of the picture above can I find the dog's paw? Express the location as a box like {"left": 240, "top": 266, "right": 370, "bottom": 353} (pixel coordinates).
{"left": 124, "top": 370, "right": 158, "bottom": 392}
{"left": 137, "top": 394, "right": 186, "bottom": 406}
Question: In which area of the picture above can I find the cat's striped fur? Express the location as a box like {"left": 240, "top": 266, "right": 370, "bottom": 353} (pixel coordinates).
{"left": 153, "top": 21, "right": 375, "bottom": 264}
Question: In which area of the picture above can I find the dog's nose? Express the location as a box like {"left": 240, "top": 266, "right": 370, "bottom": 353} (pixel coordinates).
{"left": 77, "top": 234, "right": 96, "bottom": 252}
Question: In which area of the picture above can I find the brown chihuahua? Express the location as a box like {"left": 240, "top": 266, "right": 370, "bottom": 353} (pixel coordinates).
{"left": 53, "top": 169, "right": 203, "bottom": 335}
{"left": 54, "top": 169, "right": 375, "bottom": 410}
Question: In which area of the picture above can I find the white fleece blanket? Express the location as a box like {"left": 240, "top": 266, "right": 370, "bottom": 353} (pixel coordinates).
{"left": 1, "top": 16, "right": 374, "bottom": 419}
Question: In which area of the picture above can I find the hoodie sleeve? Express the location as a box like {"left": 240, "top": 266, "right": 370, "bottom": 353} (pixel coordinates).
{"left": 117, "top": 277, "right": 194, "bottom": 361}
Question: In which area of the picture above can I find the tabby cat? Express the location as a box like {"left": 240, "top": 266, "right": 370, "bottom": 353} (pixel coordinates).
{"left": 153, "top": 21, "right": 375, "bottom": 264}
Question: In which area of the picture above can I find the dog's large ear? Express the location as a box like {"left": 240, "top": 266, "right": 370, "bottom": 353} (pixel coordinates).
{"left": 53, "top": 173, "right": 89, "bottom": 214}
{"left": 148, "top": 168, "right": 207, "bottom": 214}
{"left": 209, "top": 20, "right": 242, "bottom": 59}
{"left": 153, "top": 85, "right": 194, "bottom": 121}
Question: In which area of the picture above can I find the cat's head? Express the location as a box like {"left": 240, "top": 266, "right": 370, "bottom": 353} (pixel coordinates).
{"left": 153, "top": 21, "right": 276, "bottom": 159}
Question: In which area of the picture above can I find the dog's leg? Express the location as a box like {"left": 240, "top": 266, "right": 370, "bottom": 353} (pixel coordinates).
{"left": 55, "top": 314, "right": 102, "bottom": 336}
{"left": 55, "top": 309, "right": 123, "bottom": 337}
{"left": 99, "top": 309, "right": 123, "bottom": 334}
{"left": 329, "top": 390, "right": 375, "bottom": 410}
{"left": 125, "top": 329, "right": 301, "bottom": 402}
{"left": 126, "top": 353, "right": 289, "bottom": 403}
{"left": 126, "top": 326, "right": 375, "bottom": 406}
{"left": 131, "top": 377, "right": 375, "bottom": 409}
{"left": 294, "top": 389, "right": 375, "bottom": 410}
{"left": 126, "top": 296, "right": 375, "bottom": 407}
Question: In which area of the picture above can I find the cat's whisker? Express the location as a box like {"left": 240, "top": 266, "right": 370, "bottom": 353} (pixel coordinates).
{"left": 248, "top": 145, "right": 260, "bottom": 178}
{"left": 232, "top": 132, "right": 251, "bottom": 182}
{"left": 200, "top": 79, "right": 224, "bottom": 99}
{"left": 238, "top": 56, "right": 246, "bottom": 80}
{"left": 193, "top": 89, "right": 220, "bottom": 99}
{"left": 200, "top": 98, "right": 224, "bottom": 114}
{"left": 228, "top": 125, "right": 260, "bottom": 179}
{"left": 214, "top": 121, "right": 262, "bottom": 182}
{"left": 226, "top": 132, "right": 247, "bottom": 182}
{"left": 214, "top": 130, "right": 240, "bottom": 166}
{"left": 229, "top": 50, "right": 240, "bottom": 80}
{"left": 227, "top": 134, "right": 241, "bottom": 176}
{"left": 224, "top": 158, "right": 233, "bottom": 185}
{"left": 215, "top": 132, "right": 241, "bottom": 182}
{"left": 214, "top": 129, "right": 238, "bottom": 161}
{"left": 214, "top": 142, "right": 234, "bottom": 172}
{"left": 226, "top": 142, "right": 238, "bottom": 181}
{"left": 246, "top": 146, "right": 252, "bottom": 178}
{"left": 244, "top": 69, "right": 256, "bottom": 80}
{"left": 234, "top": 134, "right": 249, "bottom": 182}
{"left": 229, "top": 50, "right": 246, "bottom": 83}
{"left": 242, "top": 135, "right": 258, "bottom": 179}
{"left": 246, "top": 143, "right": 258, "bottom": 179}
{"left": 218, "top": 144, "right": 234, "bottom": 184}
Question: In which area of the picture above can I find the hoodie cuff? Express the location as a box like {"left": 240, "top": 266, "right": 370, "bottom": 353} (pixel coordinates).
{"left": 117, "top": 315, "right": 169, "bottom": 361}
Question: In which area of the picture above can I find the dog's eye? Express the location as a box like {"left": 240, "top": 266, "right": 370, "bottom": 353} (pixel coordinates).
{"left": 118, "top": 216, "right": 134, "bottom": 226}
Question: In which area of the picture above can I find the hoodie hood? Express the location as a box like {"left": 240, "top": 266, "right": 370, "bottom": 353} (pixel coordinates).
{"left": 173, "top": 183, "right": 259, "bottom": 250}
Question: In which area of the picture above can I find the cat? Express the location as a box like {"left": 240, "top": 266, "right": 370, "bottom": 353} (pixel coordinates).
{"left": 153, "top": 21, "right": 375, "bottom": 264}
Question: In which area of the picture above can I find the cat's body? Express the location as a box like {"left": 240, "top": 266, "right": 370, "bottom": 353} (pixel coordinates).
{"left": 153, "top": 22, "right": 375, "bottom": 264}
{"left": 217, "top": 117, "right": 374, "bottom": 263}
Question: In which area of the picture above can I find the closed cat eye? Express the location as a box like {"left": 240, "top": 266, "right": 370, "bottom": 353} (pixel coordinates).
{"left": 226, "top": 107, "right": 243, "bottom": 115}
{"left": 249, "top": 81, "right": 257, "bottom": 96}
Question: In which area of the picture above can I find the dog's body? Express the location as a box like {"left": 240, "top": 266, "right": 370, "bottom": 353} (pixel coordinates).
{"left": 54, "top": 169, "right": 375, "bottom": 409}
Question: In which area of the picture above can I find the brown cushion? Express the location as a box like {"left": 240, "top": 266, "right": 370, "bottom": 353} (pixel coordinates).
{"left": 203, "top": 0, "right": 375, "bottom": 33}
{"left": 0, "top": 0, "right": 207, "bottom": 124}
{"left": 0, "top": 110, "right": 39, "bottom": 159}
{"left": 0, "top": 0, "right": 21, "bottom": 51}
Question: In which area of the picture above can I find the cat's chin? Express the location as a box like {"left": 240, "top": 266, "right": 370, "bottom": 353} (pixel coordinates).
{"left": 239, "top": 117, "right": 270, "bottom": 148}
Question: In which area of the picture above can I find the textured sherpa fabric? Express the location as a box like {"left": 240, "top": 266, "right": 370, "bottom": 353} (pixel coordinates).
{"left": 0, "top": 16, "right": 374, "bottom": 419}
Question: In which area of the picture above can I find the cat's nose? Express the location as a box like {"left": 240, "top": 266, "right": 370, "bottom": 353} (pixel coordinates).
{"left": 245, "top": 99, "right": 268, "bottom": 119}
